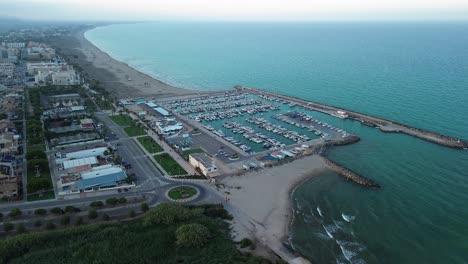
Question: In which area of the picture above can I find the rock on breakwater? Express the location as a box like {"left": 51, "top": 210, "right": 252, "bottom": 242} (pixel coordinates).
{"left": 318, "top": 156, "right": 381, "bottom": 188}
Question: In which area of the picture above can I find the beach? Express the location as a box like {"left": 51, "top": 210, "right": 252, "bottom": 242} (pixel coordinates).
{"left": 220, "top": 155, "right": 328, "bottom": 262}
{"left": 52, "top": 27, "right": 195, "bottom": 98}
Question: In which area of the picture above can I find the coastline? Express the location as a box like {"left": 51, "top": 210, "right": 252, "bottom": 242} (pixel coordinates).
{"left": 53, "top": 26, "right": 197, "bottom": 98}
{"left": 220, "top": 154, "right": 328, "bottom": 262}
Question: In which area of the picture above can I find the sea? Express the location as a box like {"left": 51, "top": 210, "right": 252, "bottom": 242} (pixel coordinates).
{"left": 85, "top": 22, "right": 468, "bottom": 264}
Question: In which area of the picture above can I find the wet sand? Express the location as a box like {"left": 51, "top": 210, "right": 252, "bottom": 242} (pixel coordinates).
{"left": 51, "top": 27, "right": 195, "bottom": 98}
{"left": 220, "top": 155, "right": 328, "bottom": 262}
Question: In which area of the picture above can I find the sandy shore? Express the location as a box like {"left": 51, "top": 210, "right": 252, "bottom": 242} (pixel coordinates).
{"left": 220, "top": 155, "right": 328, "bottom": 262}
{"left": 52, "top": 27, "right": 196, "bottom": 98}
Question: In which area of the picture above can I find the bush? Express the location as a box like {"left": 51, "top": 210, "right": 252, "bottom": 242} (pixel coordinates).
{"left": 129, "top": 209, "right": 135, "bottom": 218}
{"left": 8, "top": 208, "right": 22, "bottom": 218}
{"left": 204, "top": 206, "right": 233, "bottom": 220}
{"left": 50, "top": 207, "right": 63, "bottom": 215}
{"left": 3, "top": 222, "right": 14, "bottom": 232}
{"left": 34, "top": 208, "right": 47, "bottom": 216}
{"left": 102, "top": 214, "right": 110, "bottom": 221}
{"left": 175, "top": 223, "right": 210, "bottom": 248}
{"left": 16, "top": 223, "right": 26, "bottom": 234}
{"left": 240, "top": 238, "right": 253, "bottom": 249}
{"left": 65, "top": 206, "right": 81, "bottom": 214}
{"left": 118, "top": 197, "right": 127, "bottom": 204}
{"left": 141, "top": 202, "right": 149, "bottom": 213}
{"left": 143, "top": 203, "right": 203, "bottom": 226}
{"left": 34, "top": 220, "right": 42, "bottom": 227}
{"left": 106, "top": 198, "right": 118, "bottom": 206}
{"left": 88, "top": 209, "right": 98, "bottom": 220}
{"left": 45, "top": 220, "right": 55, "bottom": 230}
{"left": 75, "top": 216, "right": 84, "bottom": 226}
{"left": 89, "top": 201, "right": 104, "bottom": 208}
{"left": 60, "top": 215, "right": 70, "bottom": 225}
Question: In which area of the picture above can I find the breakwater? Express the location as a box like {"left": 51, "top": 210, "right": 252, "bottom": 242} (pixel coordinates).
{"left": 318, "top": 155, "right": 381, "bottom": 188}
{"left": 243, "top": 87, "right": 468, "bottom": 149}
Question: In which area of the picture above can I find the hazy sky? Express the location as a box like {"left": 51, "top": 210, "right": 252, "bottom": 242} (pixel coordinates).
{"left": 1, "top": 0, "right": 468, "bottom": 21}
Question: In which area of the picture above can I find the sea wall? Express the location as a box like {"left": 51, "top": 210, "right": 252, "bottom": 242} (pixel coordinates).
{"left": 244, "top": 87, "right": 468, "bottom": 150}
{"left": 318, "top": 156, "right": 381, "bottom": 188}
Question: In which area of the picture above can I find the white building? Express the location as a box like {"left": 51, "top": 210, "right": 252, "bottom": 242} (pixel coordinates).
{"left": 51, "top": 70, "right": 80, "bottom": 85}
{"left": 56, "top": 147, "right": 108, "bottom": 162}
{"left": 26, "top": 62, "right": 71, "bottom": 75}
{"left": 189, "top": 153, "right": 217, "bottom": 176}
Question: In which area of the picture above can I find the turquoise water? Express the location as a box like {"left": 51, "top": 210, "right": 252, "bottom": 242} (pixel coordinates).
{"left": 85, "top": 22, "right": 468, "bottom": 263}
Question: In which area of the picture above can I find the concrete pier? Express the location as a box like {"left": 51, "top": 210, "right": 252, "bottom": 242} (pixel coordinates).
{"left": 244, "top": 87, "right": 468, "bottom": 149}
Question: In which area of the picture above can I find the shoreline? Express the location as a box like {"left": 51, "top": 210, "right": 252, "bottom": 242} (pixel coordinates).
{"left": 53, "top": 26, "right": 198, "bottom": 98}
{"left": 221, "top": 154, "right": 328, "bottom": 263}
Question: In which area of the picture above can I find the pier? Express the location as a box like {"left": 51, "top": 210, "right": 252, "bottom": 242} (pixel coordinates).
{"left": 243, "top": 87, "right": 468, "bottom": 149}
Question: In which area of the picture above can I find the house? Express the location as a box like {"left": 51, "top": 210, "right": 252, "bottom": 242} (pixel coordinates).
{"left": 189, "top": 153, "right": 217, "bottom": 177}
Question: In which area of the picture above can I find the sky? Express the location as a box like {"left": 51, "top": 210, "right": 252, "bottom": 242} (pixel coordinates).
{"left": 1, "top": 0, "right": 467, "bottom": 21}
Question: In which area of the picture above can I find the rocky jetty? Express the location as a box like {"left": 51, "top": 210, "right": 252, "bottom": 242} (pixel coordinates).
{"left": 319, "top": 156, "right": 381, "bottom": 188}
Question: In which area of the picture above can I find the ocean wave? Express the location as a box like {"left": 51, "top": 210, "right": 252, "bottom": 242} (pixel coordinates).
{"left": 342, "top": 213, "right": 355, "bottom": 222}
{"left": 317, "top": 206, "right": 323, "bottom": 217}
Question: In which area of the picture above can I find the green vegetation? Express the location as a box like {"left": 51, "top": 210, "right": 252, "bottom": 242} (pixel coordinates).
{"left": 64, "top": 206, "right": 80, "bottom": 214}
{"left": 60, "top": 215, "right": 70, "bottom": 226}
{"left": 34, "top": 220, "right": 42, "bottom": 227}
{"left": 8, "top": 208, "right": 22, "bottom": 218}
{"left": 88, "top": 209, "right": 98, "bottom": 220}
{"left": 240, "top": 238, "right": 253, "bottom": 249}
{"left": 89, "top": 201, "right": 104, "bottom": 208}
{"left": 45, "top": 220, "right": 55, "bottom": 230}
{"left": 154, "top": 153, "right": 187, "bottom": 175}
{"left": 105, "top": 197, "right": 118, "bottom": 206}
{"left": 109, "top": 114, "right": 134, "bottom": 126}
{"left": 27, "top": 190, "right": 55, "bottom": 202}
{"left": 182, "top": 148, "right": 205, "bottom": 161}
{"left": 34, "top": 209, "right": 47, "bottom": 216}
{"left": 118, "top": 197, "right": 127, "bottom": 204}
{"left": 141, "top": 202, "right": 149, "bottom": 213}
{"left": 102, "top": 214, "right": 110, "bottom": 221}
{"left": 3, "top": 222, "right": 14, "bottom": 232}
{"left": 50, "top": 207, "right": 63, "bottom": 215}
{"left": 129, "top": 209, "right": 136, "bottom": 218}
{"left": 137, "top": 136, "right": 163, "bottom": 153}
{"left": 124, "top": 125, "right": 146, "bottom": 137}
{"left": 0, "top": 204, "right": 269, "bottom": 264}
{"left": 175, "top": 223, "right": 210, "bottom": 248}
{"left": 168, "top": 186, "right": 198, "bottom": 200}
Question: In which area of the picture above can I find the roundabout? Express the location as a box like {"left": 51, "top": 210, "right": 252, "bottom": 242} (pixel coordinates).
{"left": 166, "top": 185, "right": 200, "bottom": 202}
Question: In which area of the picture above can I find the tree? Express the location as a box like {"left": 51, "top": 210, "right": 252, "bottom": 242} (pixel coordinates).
{"left": 105, "top": 198, "right": 118, "bottom": 206}
{"left": 3, "top": 222, "right": 14, "bottom": 232}
{"left": 88, "top": 209, "right": 98, "bottom": 220}
{"left": 60, "top": 215, "right": 70, "bottom": 225}
{"left": 240, "top": 238, "right": 253, "bottom": 248}
{"left": 8, "top": 208, "right": 22, "bottom": 218}
{"left": 65, "top": 206, "right": 81, "bottom": 214}
{"left": 50, "top": 207, "right": 63, "bottom": 215}
{"left": 89, "top": 201, "right": 104, "bottom": 208}
{"left": 34, "top": 208, "right": 47, "bottom": 216}
{"left": 16, "top": 223, "right": 26, "bottom": 234}
{"left": 143, "top": 203, "right": 203, "bottom": 226}
{"left": 175, "top": 223, "right": 210, "bottom": 248}
{"left": 75, "top": 216, "right": 84, "bottom": 226}
{"left": 141, "top": 202, "right": 149, "bottom": 213}
{"left": 118, "top": 197, "right": 127, "bottom": 204}
{"left": 129, "top": 209, "right": 135, "bottom": 218}
{"left": 102, "top": 214, "right": 110, "bottom": 221}
{"left": 34, "top": 220, "right": 42, "bottom": 227}
{"left": 45, "top": 220, "right": 55, "bottom": 230}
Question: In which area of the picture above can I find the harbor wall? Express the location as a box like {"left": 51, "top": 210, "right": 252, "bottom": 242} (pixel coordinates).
{"left": 243, "top": 87, "right": 468, "bottom": 149}
{"left": 318, "top": 155, "right": 381, "bottom": 188}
